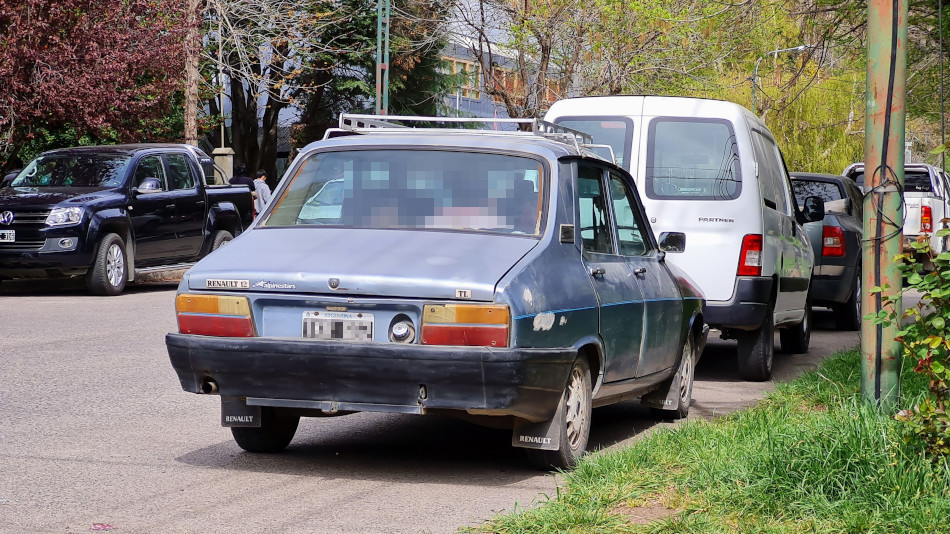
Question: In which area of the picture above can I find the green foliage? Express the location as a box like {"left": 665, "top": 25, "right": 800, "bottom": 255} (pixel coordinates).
{"left": 870, "top": 234, "right": 950, "bottom": 457}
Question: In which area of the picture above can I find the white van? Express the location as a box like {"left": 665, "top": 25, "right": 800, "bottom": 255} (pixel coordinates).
{"left": 545, "top": 96, "right": 824, "bottom": 381}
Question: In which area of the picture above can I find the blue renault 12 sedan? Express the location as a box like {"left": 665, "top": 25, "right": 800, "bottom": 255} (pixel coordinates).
{"left": 166, "top": 115, "right": 707, "bottom": 470}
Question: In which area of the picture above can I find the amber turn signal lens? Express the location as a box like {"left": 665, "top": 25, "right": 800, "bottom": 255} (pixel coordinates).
{"left": 176, "top": 294, "right": 254, "bottom": 337}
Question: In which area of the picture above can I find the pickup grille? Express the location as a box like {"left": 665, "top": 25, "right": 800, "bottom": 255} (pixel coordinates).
{"left": 0, "top": 239, "right": 45, "bottom": 251}
{"left": 7, "top": 210, "right": 51, "bottom": 225}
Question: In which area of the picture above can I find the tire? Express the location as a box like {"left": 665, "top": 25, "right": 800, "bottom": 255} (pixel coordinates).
{"left": 85, "top": 233, "right": 127, "bottom": 296}
{"left": 650, "top": 335, "right": 696, "bottom": 420}
{"left": 833, "top": 270, "right": 861, "bottom": 331}
{"left": 736, "top": 307, "right": 774, "bottom": 381}
{"left": 525, "top": 358, "right": 592, "bottom": 471}
{"left": 211, "top": 229, "right": 233, "bottom": 252}
{"left": 231, "top": 407, "right": 300, "bottom": 453}
{"left": 780, "top": 301, "right": 811, "bottom": 354}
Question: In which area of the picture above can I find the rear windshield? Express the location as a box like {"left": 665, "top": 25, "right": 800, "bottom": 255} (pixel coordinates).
{"left": 553, "top": 118, "right": 632, "bottom": 170}
{"left": 849, "top": 170, "right": 933, "bottom": 192}
{"left": 791, "top": 179, "right": 842, "bottom": 203}
{"left": 261, "top": 150, "right": 544, "bottom": 235}
{"left": 646, "top": 118, "right": 741, "bottom": 200}
{"left": 12, "top": 154, "right": 130, "bottom": 188}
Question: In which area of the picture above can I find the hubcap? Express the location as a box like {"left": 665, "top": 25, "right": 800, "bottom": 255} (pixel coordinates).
{"left": 679, "top": 345, "right": 694, "bottom": 404}
{"left": 106, "top": 244, "right": 124, "bottom": 287}
{"left": 564, "top": 366, "right": 589, "bottom": 449}
{"left": 854, "top": 276, "right": 862, "bottom": 320}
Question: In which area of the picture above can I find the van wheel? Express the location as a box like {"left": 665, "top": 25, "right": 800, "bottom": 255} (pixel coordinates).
{"left": 231, "top": 407, "right": 299, "bottom": 453}
{"left": 525, "top": 358, "right": 592, "bottom": 471}
{"left": 650, "top": 335, "right": 695, "bottom": 420}
{"left": 737, "top": 308, "right": 774, "bottom": 381}
{"left": 211, "top": 230, "right": 233, "bottom": 251}
{"left": 833, "top": 271, "right": 861, "bottom": 331}
{"left": 780, "top": 302, "right": 812, "bottom": 354}
{"left": 85, "top": 233, "right": 127, "bottom": 296}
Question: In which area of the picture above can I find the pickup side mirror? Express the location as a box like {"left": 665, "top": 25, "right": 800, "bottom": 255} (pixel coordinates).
{"left": 135, "top": 177, "right": 163, "bottom": 195}
{"left": 658, "top": 231, "right": 686, "bottom": 253}
{"left": 800, "top": 195, "right": 825, "bottom": 223}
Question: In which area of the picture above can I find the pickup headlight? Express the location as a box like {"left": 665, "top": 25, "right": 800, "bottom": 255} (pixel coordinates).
{"left": 45, "top": 207, "right": 84, "bottom": 227}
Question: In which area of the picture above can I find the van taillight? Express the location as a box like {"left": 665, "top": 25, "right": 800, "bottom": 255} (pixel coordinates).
{"left": 921, "top": 205, "right": 933, "bottom": 232}
{"left": 176, "top": 294, "right": 255, "bottom": 337}
{"left": 821, "top": 226, "right": 846, "bottom": 257}
{"left": 737, "top": 234, "right": 763, "bottom": 276}
{"left": 421, "top": 304, "right": 510, "bottom": 347}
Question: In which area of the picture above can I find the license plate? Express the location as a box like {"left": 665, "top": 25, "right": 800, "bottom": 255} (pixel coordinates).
{"left": 0, "top": 230, "right": 13, "bottom": 242}
{"left": 302, "top": 311, "right": 374, "bottom": 341}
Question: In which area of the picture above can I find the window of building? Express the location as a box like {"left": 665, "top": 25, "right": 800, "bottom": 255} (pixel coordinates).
{"left": 442, "top": 58, "right": 480, "bottom": 99}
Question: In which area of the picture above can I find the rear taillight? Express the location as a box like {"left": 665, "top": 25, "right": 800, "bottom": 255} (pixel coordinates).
{"left": 737, "top": 234, "right": 763, "bottom": 276}
{"left": 821, "top": 226, "right": 846, "bottom": 257}
{"left": 176, "top": 294, "right": 255, "bottom": 337}
{"left": 921, "top": 205, "right": 933, "bottom": 233}
{"left": 421, "top": 304, "right": 510, "bottom": 347}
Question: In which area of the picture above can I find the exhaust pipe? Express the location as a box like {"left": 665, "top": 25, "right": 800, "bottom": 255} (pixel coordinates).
{"left": 200, "top": 378, "right": 219, "bottom": 394}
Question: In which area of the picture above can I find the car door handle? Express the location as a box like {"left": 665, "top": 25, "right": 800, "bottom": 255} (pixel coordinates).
{"left": 588, "top": 267, "right": 606, "bottom": 277}
{"left": 633, "top": 267, "right": 646, "bottom": 276}
{"left": 196, "top": 201, "right": 205, "bottom": 208}
{"left": 165, "top": 204, "right": 176, "bottom": 210}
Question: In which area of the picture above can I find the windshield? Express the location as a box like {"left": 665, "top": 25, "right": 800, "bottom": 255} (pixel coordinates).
{"left": 12, "top": 154, "right": 131, "bottom": 188}
{"left": 262, "top": 150, "right": 544, "bottom": 235}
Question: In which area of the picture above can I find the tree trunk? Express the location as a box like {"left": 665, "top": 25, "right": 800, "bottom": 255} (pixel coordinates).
{"left": 183, "top": 0, "right": 201, "bottom": 146}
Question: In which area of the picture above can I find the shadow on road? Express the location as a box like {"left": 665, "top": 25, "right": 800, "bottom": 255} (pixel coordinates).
{"left": 0, "top": 277, "right": 178, "bottom": 296}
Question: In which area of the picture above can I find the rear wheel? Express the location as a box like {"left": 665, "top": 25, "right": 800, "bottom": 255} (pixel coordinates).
{"left": 833, "top": 271, "right": 861, "bottom": 331}
{"left": 85, "top": 233, "right": 127, "bottom": 296}
{"left": 525, "top": 358, "right": 592, "bottom": 471}
{"left": 780, "top": 301, "right": 812, "bottom": 354}
{"left": 211, "top": 229, "right": 233, "bottom": 251}
{"left": 231, "top": 407, "right": 300, "bottom": 453}
{"left": 737, "top": 307, "right": 774, "bottom": 381}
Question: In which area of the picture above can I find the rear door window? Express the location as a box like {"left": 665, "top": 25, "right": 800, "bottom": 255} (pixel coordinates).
{"left": 646, "top": 118, "right": 741, "bottom": 200}
{"left": 165, "top": 153, "right": 196, "bottom": 190}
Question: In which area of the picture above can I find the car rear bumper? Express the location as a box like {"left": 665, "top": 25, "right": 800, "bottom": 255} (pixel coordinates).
{"left": 166, "top": 333, "right": 577, "bottom": 422}
{"left": 702, "top": 276, "right": 773, "bottom": 330}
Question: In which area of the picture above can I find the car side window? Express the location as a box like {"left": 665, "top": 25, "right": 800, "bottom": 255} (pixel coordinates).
{"left": 751, "top": 130, "right": 789, "bottom": 214}
{"left": 165, "top": 154, "right": 196, "bottom": 190}
{"left": 608, "top": 172, "right": 651, "bottom": 256}
{"left": 134, "top": 156, "right": 166, "bottom": 190}
{"left": 577, "top": 164, "right": 614, "bottom": 254}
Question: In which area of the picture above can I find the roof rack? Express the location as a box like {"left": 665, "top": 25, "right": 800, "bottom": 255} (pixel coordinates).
{"left": 337, "top": 113, "right": 594, "bottom": 153}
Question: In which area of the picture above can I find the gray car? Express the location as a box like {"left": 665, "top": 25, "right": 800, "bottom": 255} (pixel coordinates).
{"left": 791, "top": 172, "right": 864, "bottom": 330}
{"left": 166, "top": 115, "right": 707, "bottom": 470}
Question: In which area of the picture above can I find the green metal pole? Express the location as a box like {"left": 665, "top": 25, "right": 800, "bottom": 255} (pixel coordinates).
{"left": 375, "top": 0, "right": 390, "bottom": 115}
{"left": 862, "top": 0, "right": 908, "bottom": 408}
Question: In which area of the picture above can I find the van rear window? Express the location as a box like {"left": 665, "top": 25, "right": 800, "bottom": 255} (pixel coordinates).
{"left": 553, "top": 118, "right": 633, "bottom": 170}
{"left": 645, "top": 118, "right": 741, "bottom": 200}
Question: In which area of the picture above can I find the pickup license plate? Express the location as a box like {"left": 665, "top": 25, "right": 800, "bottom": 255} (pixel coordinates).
{"left": 0, "top": 230, "right": 13, "bottom": 242}
{"left": 302, "top": 311, "right": 373, "bottom": 341}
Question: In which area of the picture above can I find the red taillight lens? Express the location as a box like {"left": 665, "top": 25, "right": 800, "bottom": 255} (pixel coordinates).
{"left": 921, "top": 205, "right": 933, "bottom": 232}
{"left": 821, "top": 226, "right": 846, "bottom": 257}
{"left": 737, "top": 234, "right": 763, "bottom": 276}
{"left": 421, "top": 304, "right": 510, "bottom": 347}
{"left": 176, "top": 294, "right": 255, "bottom": 337}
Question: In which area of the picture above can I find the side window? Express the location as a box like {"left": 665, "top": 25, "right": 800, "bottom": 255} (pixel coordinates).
{"left": 134, "top": 156, "right": 166, "bottom": 190}
{"left": 847, "top": 182, "right": 864, "bottom": 220}
{"left": 608, "top": 172, "right": 651, "bottom": 256}
{"left": 165, "top": 154, "right": 196, "bottom": 190}
{"left": 577, "top": 164, "right": 614, "bottom": 254}
{"left": 772, "top": 145, "right": 793, "bottom": 214}
{"left": 751, "top": 130, "right": 788, "bottom": 213}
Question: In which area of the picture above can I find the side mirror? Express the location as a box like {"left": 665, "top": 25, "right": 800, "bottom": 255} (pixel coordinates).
{"left": 800, "top": 195, "right": 825, "bottom": 223}
{"left": 135, "top": 177, "right": 163, "bottom": 194}
{"left": 658, "top": 231, "right": 686, "bottom": 253}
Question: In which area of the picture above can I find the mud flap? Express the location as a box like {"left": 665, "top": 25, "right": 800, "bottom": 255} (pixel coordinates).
{"left": 221, "top": 396, "right": 261, "bottom": 427}
{"left": 640, "top": 372, "right": 681, "bottom": 410}
{"left": 511, "top": 391, "right": 564, "bottom": 451}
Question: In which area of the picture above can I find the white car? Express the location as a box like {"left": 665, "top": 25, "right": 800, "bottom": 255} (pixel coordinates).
{"left": 545, "top": 96, "right": 825, "bottom": 380}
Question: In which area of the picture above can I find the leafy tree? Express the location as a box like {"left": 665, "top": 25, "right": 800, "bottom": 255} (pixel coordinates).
{"left": 0, "top": 0, "right": 193, "bottom": 171}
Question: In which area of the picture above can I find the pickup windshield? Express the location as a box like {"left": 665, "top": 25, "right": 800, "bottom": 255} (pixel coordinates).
{"left": 262, "top": 149, "right": 544, "bottom": 236}
{"left": 12, "top": 154, "right": 131, "bottom": 188}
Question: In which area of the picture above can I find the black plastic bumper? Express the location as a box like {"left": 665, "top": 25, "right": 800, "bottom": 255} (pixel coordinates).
{"left": 703, "top": 276, "right": 773, "bottom": 331}
{"left": 166, "top": 333, "right": 577, "bottom": 422}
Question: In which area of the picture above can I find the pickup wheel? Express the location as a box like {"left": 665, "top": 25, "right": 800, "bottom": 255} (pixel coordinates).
{"left": 833, "top": 270, "right": 861, "bottom": 331}
{"left": 525, "top": 358, "right": 592, "bottom": 471}
{"left": 211, "top": 230, "right": 233, "bottom": 251}
{"left": 780, "top": 301, "right": 812, "bottom": 354}
{"left": 231, "top": 407, "right": 299, "bottom": 453}
{"left": 85, "top": 233, "right": 127, "bottom": 296}
{"left": 736, "top": 305, "right": 774, "bottom": 381}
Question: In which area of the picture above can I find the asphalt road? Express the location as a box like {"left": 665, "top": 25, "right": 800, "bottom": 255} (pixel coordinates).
{"left": 0, "top": 279, "right": 888, "bottom": 533}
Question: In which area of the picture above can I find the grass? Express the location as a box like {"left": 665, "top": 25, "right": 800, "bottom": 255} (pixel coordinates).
{"left": 473, "top": 349, "right": 950, "bottom": 533}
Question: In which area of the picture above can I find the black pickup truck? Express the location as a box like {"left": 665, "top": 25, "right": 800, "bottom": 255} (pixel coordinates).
{"left": 0, "top": 144, "right": 253, "bottom": 295}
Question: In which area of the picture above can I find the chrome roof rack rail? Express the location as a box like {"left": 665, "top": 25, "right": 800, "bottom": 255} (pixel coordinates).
{"left": 337, "top": 114, "right": 594, "bottom": 153}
